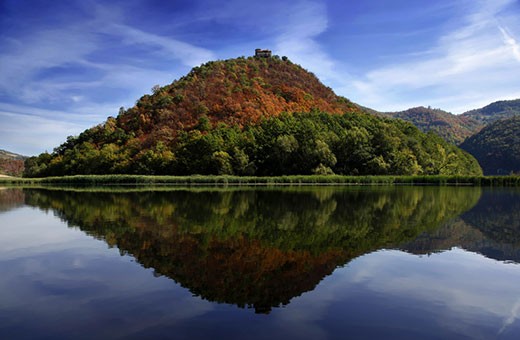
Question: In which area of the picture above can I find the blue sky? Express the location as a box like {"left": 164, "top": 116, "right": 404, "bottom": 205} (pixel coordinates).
{"left": 1, "top": 0, "right": 519, "bottom": 156}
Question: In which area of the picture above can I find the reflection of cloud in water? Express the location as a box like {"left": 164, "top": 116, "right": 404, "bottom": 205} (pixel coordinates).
{"left": 500, "top": 298, "right": 520, "bottom": 335}
{"left": 0, "top": 208, "right": 216, "bottom": 338}
{"left": 0, "top": 207, "right": 92, "bottom": 256}
{"left": 279, "top": 248, "right": 520, "bottom": 339}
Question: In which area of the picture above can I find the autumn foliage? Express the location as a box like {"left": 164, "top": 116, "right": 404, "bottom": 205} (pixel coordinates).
{"left": 387, "top": 106, "right": 483, "bottom": 145}
{"left": 24, "top": 56, "right": 482, "bottom": 177}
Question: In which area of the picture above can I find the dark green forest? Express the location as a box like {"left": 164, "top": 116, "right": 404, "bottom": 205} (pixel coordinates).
{"left": 460, "top": 116, "right": 520, "bottom": 175}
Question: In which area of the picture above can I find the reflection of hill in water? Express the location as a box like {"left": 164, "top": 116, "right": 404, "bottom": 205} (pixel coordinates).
{"left": 402, "top": 188, "right": 520, "bottom": 263}
{"left": 0, "top": 188, "right": 25, "bottom": 212}
{"left": 462, "top": 189, "right": 520, "bottom": 244}
{"left": 24, "top": 187, "right": 480, "bottom": 313}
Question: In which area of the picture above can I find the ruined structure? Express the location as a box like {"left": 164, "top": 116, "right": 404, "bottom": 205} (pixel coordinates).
{"left": 255, "top": 48, "right": 272, "bottom": 58}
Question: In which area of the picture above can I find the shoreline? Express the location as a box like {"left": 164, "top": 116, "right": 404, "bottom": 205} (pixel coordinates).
{"left": 1, "top": 174, "right": 519, "bottom": 186}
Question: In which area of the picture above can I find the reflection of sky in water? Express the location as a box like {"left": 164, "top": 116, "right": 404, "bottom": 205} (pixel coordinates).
{"left": 278, "top": 249, "right": 520, "bottom": 339}
{"left": 1, "top": 206, "right": 520, "bottom": 339}
{"left": 0, "top": 207, "right": 216, "bottom": 338}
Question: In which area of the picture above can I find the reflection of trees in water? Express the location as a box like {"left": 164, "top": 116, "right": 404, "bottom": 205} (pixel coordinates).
{"left": 24, "top": 186, "right": 480, "bottom": 313}
{"left": 462, "top": 188, "right": 520, "bottom": 244}
{"left": 401, "top": 188, "right": 520, "bottom": 263}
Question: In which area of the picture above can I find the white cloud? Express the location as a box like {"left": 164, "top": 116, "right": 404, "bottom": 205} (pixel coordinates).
{"left": 0, "top": 8, "right": 214, "bottom": 104}
{"left": 0, "top": 2, "right": 216, "bottom": 154}
{"left": 274, "top": 1, "right": 340, "bottom": 84}
{"left": 499, "top": 26, "right": 520, "bottom": 63}
{"left": 345, "top": 0, "right": 520, "bottom": 113}
{"left": 279, "top": 248, "right": 520, "bottom": 339}
{"left": 107, "top": 23, "right": 215, "bottom": 67}
{"left": 0, "top": 29, "right": 97, "bottom": 103}
{"left": 500, "top": 298, "right": 520, "bottom": 334}
{"left": 0, "top": 207, "right": 89, "bottom": 256}
{"left": 0, "top": 104, "right": 111, "bottom": 155}
{"left": 0, "top": 206, "right": 216, "bottom": 338}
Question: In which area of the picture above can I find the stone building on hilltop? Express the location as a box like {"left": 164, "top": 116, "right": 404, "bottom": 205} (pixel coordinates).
{"left": 255, "top": 48, "right": 272, "bottom": 58}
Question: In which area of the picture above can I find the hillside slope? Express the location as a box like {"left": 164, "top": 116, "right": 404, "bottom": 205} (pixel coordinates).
{"left": 460, "top": 116, "right": 520, "bottom": 175}
{"left": 462, "top": 99, "right": 520, "bottom": 125}
{"left": 24, "top": 56, "right": 482, "bottom": 177}
{"left": 0, "top": 149, "right": 25, "bottom": 177}
{"left": 386, "top": 107, "right": 483, "bottom": 144}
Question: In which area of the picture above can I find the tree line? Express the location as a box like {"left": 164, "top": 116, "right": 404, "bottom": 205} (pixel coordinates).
{"left": 25, "top": 111, "right": 482, "bottom": 177}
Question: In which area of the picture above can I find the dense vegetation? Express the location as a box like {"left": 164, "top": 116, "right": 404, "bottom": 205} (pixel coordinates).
{"left": 460, "top": 116, "right": 520, "bottom": 175}
{"left": 3, "top": 174, "right": 520, "bottom": 186}
{"left": 22, "top": 186, "right": 480, "bottom": 312}
{"left": 462, "top": 98, "right": 520, "bottom": 125}
{"left": 23, "top": 56, "right": 482, "bottom": 177}
{"left": 386, "top": 106, "right": 483, "bottom": 144}
{"left": 23, "top": 111, "right": 483, "bottom": 177}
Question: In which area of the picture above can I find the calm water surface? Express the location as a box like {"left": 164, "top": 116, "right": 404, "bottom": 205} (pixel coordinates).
{"left": 1, "top": 186, "right": 520, "bottom": 339}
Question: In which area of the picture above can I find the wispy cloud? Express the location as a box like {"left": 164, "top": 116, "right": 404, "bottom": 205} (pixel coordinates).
{"left": 0, "top": 29, "right": 97, "bottom": 103}
{"left": 107, "top": 24, "right": 215, "bottom": 67}
{"left": 346, "top": 0, "right": 520, "bottom": 113}
{"left": 2, "top": 0, "right": 520, "bottom": 155}
{"left": 274, "top": 1, "right": 341, "bottom": 85}
{"left": 0, "top": 2, "right": 216, "bottom": 154}
{"left": 500, "top": 298, "right": 520, "bottom": 334}
{"left": 0, "top": 102, "right": 120, "bottom": 155}
{"left": 0, "top": 110, "right": 86, "bottom": 155}
{"left": 499, "top": 26, "right": 520, "bottom": 62}
{"left": 278, "top": 249, "right": 520, "bottom": 339}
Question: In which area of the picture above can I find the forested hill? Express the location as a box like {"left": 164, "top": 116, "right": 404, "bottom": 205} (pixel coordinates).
{"left": 460, "top": 116, "right": 520, "bottom": 175}
{"left": 118, "top": 56, "right": 361, "bottom": 136}
{"left": 24, "top": 55, "right": 482, "bottom": 177}
{"left": 385, "top": 107, "right": 483, "bottom": 145}
{"left": 462, "top": 99, "right": 520, "bottom": 125}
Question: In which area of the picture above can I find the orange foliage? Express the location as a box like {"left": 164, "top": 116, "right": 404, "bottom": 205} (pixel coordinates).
{"left": 116, "top": 57, "right": 362, "bottom": 147}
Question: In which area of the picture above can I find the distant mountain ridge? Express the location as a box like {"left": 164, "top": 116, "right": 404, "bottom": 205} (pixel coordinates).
{"left": 365, "top": 100, "right": 520, "bottom": 176}
{"left": 462, "top": 99, "right": 520, "bottom": 125}
{"left": 0, "top": 149, "right": 26, "bottom": 160}
{"left": 384, "top": 106, "right": 483, "bottom": 145}
{"left": 377, "top": 99, "right": 520, "bottom": 146}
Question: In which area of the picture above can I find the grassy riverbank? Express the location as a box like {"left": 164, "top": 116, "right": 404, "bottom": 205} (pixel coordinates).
{"left": 1, "top": 174, "right": 520, "bottom": 186}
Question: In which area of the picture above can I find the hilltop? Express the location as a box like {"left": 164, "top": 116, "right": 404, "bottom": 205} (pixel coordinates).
{"left": 379, "top": 99, "right": 520, "bottom": 146}
{"left": 385, "top": 107, "right": 483, "bottom": 144}
{"left": 462, "top": 99, "right": 520, "bottom": 125}
{"left": 116, "top": 55, "right": 361, "bottom": 138}
{"left": 0, "top": 149, "right": 25, "bottom": 160}
{"left": 460, "top": 116, "right": 520, "bottom": 175}
{"left": 24, "top": 55, "right": 482, "bottom": 177}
